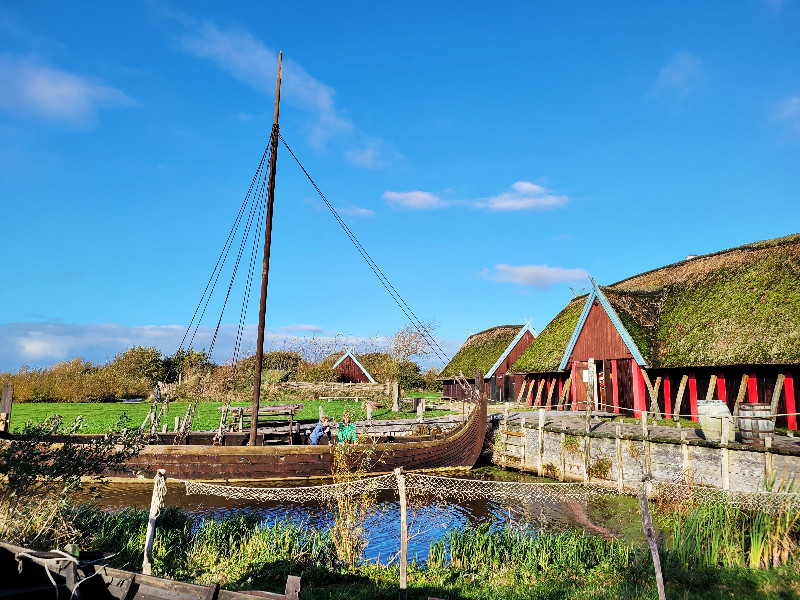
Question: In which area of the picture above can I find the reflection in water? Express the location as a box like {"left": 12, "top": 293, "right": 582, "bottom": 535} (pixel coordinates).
{"left": 86, "top": 474, "right": 615, "bottom": 562}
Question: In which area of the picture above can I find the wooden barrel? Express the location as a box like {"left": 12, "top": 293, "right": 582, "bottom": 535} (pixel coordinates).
{"left": 697, "top": 399, "right": 732, "bottom": 442}
{"left": 739, "top": 403, "right": 774, "bottom": 447}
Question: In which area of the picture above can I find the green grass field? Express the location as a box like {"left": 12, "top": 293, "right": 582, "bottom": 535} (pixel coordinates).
{"left": 10, "top": 398, "right": 451, "bottom": 434}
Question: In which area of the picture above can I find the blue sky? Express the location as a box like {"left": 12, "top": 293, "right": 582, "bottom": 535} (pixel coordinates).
{"left": 1, "top": 1, "right": 798, "bottom": 371}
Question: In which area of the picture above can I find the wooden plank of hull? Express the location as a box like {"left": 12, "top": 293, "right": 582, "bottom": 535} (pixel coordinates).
{"left": 117, "top": 397, "right": 486, "bottom": 481}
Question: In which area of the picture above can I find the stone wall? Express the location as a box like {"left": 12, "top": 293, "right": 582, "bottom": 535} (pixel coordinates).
{"left": 491, "top": 409, "right": 800, "bottom": 493}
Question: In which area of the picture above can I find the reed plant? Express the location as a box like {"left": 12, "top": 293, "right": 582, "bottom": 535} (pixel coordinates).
{"left": 328, "top": 442, "right": 378, "bottom": 570}
{"left": 428, "top": 523, "right": 633, "bottom": 576}
{"left": 660, "top": 475, "right": 800, "bottom": 570}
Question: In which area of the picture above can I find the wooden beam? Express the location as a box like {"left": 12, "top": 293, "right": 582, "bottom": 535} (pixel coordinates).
{"left": 516, "top": 379, "right": 529, "bottom": 404}
{"left": 732, "top": 374, "right": 748, "bottom": 429}
{"left": 663, "top": 374, "right": 671, "bottom": 419}
{"left": 705, "top": 375, "right": 718, "bottom": 401}
{"left": 545, "top": 378, "right": 556, "bottom": 409}
{"left": 534, "top": 379, "right": 545, "bottom": 408}
{"left": 611, "top": 359, "right": 619, "bottom": 413}
{"left": 641, "top": 370, "right": 662, "bottom": 419}
{"left": 559, "top": 374, "right": 572, "bottom": 409}
{"left": 673, "top": 375, "right": 688, "bottom": 420}
{"left": 688, "top": 372, "right": 698, "bottom": 421}
{"left": 771, "top": 374, "right": 786, "bottom": 428}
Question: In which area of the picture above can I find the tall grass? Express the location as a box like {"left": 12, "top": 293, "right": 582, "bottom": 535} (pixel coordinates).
{"left": 428, "top": 522, "right": 633, "bottom": 575}
{"left": 660, "top": 477, "right": 800, "bottom": 570}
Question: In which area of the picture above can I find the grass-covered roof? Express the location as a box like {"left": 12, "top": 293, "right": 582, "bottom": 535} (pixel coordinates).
{"left": 440, "top": 325, "right": 522, "bottom": 379}
{"left": 513, "top": 233, "right": 800, "bottom": 372}
{"left": 510, "top": 300, "right": 584, "bottom": 373}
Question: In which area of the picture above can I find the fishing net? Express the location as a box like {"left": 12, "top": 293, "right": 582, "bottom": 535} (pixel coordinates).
{"left": 651, "top": 481, "right": 800, "bottom": 511}
{"left": 180, "top": 472, "right": 397, "bottom": 503}
{"left": 175, "top": 472, "right": 800, "bottom": 512}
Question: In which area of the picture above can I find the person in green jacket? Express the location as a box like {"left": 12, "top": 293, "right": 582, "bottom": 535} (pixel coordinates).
{"left": 337, "top": 412, "right": 356, "bottom": 444}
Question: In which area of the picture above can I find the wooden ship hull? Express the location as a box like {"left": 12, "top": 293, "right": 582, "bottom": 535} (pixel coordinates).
{"left": 0, "top": 541, "right": 299, "bottom": 600}
{"left": 125, "top": 398, "right": 486, "bottom": 481}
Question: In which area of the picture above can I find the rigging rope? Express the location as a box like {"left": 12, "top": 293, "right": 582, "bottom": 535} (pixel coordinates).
{"left": 279, "top": 134, "right": 451, "bottom": 367}
{"left": 180, "top": 144, "right": 271, "bottom": 353}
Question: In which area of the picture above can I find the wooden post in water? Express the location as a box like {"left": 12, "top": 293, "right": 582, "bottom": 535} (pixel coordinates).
{"left": 142, "top": 469, "right": 166, "bottom": 575}
{"left": 395, "top": 467, "right": 408, "bottom": 600}
{"left": 638, "top": 483, "right": 666, "bottom": 600}
{"left": 250, "top": 52, "right": 283, "bottom": 446}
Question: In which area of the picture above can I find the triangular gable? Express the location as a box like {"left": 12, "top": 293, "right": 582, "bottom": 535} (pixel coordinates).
{"left": 485, "top": 322, "right": 537, "bottom": 379}
{"left": 558, "top": 279, "right": 646, "bottom": 370}
{"left": 333, "top": 350, "right": 376, "bottom": 383}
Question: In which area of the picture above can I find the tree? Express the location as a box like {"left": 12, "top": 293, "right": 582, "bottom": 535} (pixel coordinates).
{"left": 390, "top": 320, "right": 440, "bottom": 362}
{"left": 111, "top": 346, "right": 164, "bottom": 385}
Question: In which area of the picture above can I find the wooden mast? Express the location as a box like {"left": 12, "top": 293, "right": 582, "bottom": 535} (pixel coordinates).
{"left": 250, "top": 51, "right": 282, "bottom": 446}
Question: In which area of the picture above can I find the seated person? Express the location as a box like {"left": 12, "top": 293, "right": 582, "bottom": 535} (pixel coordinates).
{"left": 337, "top": 412, "right": 356, "bottom": 444}
{"left": 309, "top": 415, "right": 331, "bottom": 445}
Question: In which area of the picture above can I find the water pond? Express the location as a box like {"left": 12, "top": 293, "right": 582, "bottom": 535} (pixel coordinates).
{"left": 88, "top": 468, "right": 643, "bottom": 563}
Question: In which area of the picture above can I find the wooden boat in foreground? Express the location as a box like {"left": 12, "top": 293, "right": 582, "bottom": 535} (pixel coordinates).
{"left": 0, "top": 540, "right": 300, "bottom": 600}
{"left": 126, "top": 396, "right": 486, "bottom": 480}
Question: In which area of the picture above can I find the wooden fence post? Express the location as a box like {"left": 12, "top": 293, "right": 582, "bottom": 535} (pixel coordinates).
{"left": 142, "top": 469, "right": 166, "bottom": 576}
{"left": 615, "top": 425, "right": 624, "bottom": 492}
{"left": 395, "top": 467, "right": 408, "bottom": 600}
{"left": 559, "top": 421, "right": 566, "bottom": 481}
{"left": 537, "top": 408, "right": 545, "bottom": 476}
{"left": 639, "top": 484, "right": 667, "bottom": 600}
{"left": 0, "top": 382, "right": 13, "bottom": 434}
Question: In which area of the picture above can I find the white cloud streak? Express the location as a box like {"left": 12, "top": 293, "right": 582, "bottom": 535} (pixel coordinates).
{"left": 0, "top": 55, "right": 135, "bottom": 126}
{"left": 652, "top": 51, "right": 704, "bottom": 99}
{"left": 383, "top": 181, "right": 568, "bottom": 212}
{"left": 0, "top": 322, "right": 328, "bottom": 371}
{"left": 775, "top": 94, "right": 800, "bottom": 133}
{"left": 172, "top": 18, "right": 398, "bottom": 168}
{"left": 383, "top": 190, "right": 445, "bottom": 210}
{"left": 477, "top": 181, "right": 568, "bottom": 211}
{"left": 482, "top": 264, "right": 589, "bottom": 290}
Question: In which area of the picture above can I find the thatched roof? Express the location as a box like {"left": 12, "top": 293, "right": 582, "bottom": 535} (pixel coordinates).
{"left": 510, "top": 300, "right": 584, "bottom": 374}
{"left": 440, "top": 325, "right": 523, "bottom": 379}
{"left": 512, "top": 233, "right": 800, "bottom": 372}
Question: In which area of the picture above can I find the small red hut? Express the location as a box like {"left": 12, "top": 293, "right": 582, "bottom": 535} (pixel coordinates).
{"left": 333, "top": 350, "right": 376, "bottom": 384}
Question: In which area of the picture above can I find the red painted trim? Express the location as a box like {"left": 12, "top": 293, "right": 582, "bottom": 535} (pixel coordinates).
{"left": 570, "top": 362, "right": 577, "bottom": 411}
{"left": 527, "top": 378, "right": 534, "bottom": 407}
{"left": 611, "top": 359, "right": 619, "bottom": 413}
{"left": 785, "top": 372, "right": 796, "bottom": 431}
{"left": 558, "top": 377, "right": 563, "bottom": 410}
{"left": 748, "top": 371, "right": 758, "bottom": 403}
{"left": 663, "top": 374, "right": 671, "bottom": 417}
{"left": 631, "top": 362, "right": 643, "bottom": 417}
{"left": 689, "top": 372, "right": 698, "bottom": 422}
{"left": 717, "top": 371, "right": 727, "bottom": 403}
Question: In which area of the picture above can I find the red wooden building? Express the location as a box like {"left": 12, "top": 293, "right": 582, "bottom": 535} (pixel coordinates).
{"left": 440, "top": 323, "right": 536, "bottom": 402}
{"left": 333, "top": 350, "right": 376, "bottom": 384}
{"left": 511, "top": 234, "right": 800, "bottom": 428}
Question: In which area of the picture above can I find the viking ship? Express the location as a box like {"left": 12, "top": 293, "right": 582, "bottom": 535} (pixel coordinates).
{"left": 113, "top": 52, "right": 487, "bottom": 481}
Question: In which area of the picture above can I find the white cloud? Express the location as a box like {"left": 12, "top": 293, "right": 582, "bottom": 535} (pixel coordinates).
{"left": 775, "top": 94, "right": 800, "bottom": 133}
{"left": 0, "top": 55, "right": 135, "bottom": 126}
{"left": 478, "top": 181, "right": 568, "bottom": 211}
{"left": 652, "top": 52, "right": 704, "bottom": 99}
{"left": 383, "top": 190, "right": 445, "bottom": 210}
{"left": 335, "top": 205, "right": 375, "bottom": 217}
{"left": 482, "top": 264, "right": 589, "bottom": 290}
{"left": 172, "top": 18, "right": 398, "bottom": 167}
{"left": 383, "top": 181, "right": 568, "bottom": 211}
